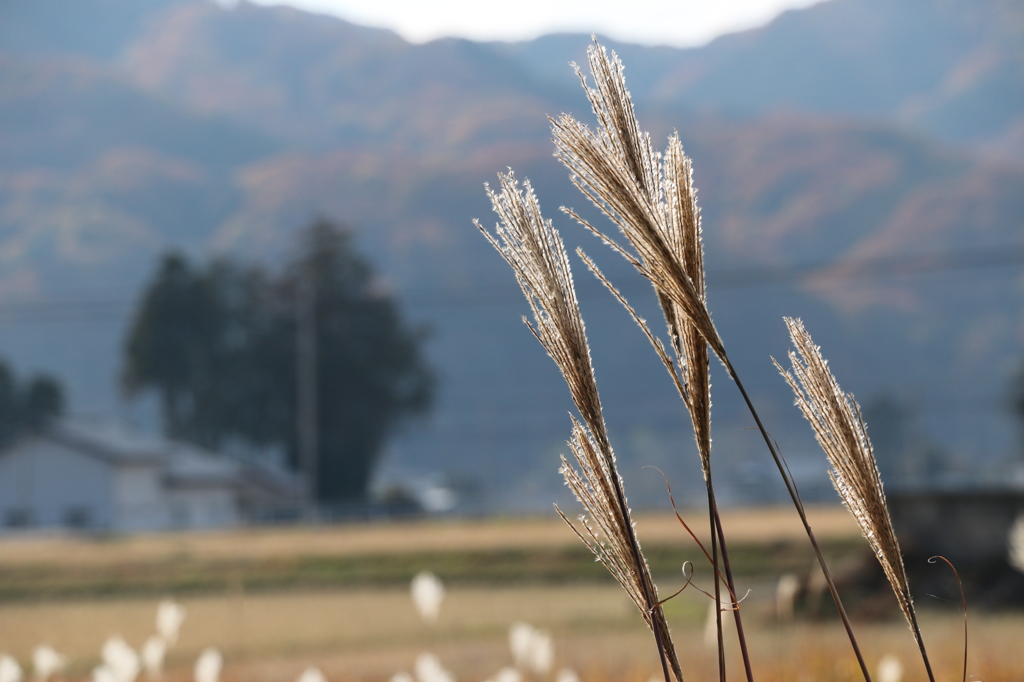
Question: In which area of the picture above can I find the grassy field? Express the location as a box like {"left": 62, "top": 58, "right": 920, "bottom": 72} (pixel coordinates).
{"left": 0, "top": 506, "right": 861, "bottom": 566}
{"left": 0, "top": 507, "right": 862, "bottom": 599}
{"left": 2, "top": 583, "right": 1023, "bottom": 681}
{"left": 0, "top": 508, "right": 1022, "bottom": 681}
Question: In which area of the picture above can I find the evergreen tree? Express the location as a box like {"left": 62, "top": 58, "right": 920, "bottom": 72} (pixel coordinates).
{"left": 122, "top": 220, "right": 433, "bottom": 503}
{"left": 287, "top": 220, "right": 433, "bottom": 501}
{"left": 0, "top": 360, "right": 64, "bottom": 449}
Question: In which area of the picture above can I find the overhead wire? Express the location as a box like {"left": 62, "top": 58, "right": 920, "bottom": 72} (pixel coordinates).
{"left": 0, "top": 242, "right": 1021, "bottom": 321}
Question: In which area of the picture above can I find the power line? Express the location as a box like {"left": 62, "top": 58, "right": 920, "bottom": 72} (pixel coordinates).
{"left": 406, "top": 391, "right": 1014, "bottom": 444}
{"left": 0, "top": 242, "right": 1022, "bottom": 323}
{"left": 407, "top": 242, "right": 1024, "bottom": 309}
{"left": 708, "top": 242, "right": 1024, "bottom": 286}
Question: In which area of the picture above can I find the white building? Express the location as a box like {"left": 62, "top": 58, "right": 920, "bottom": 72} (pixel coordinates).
{"left": 0, "top": 420, "right": 303, "bottom": 532}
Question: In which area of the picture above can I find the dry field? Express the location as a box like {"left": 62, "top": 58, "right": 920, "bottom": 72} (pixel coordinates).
{"left": 0, "top": 507, "right": 863, "bottom": 598}
{"left": 2, "top": 584, "right": 1023, "bottom": 681}
{"left": 0, "top": 509, "right": 1022, "bottom": 681}
{"left": 0, "top": 506, "right": 858, "bottom": 567}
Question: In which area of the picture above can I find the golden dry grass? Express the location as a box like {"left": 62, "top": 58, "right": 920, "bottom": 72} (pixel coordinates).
{"left": 0, "top": 512, "right": 1018, "bottom": 680}
{"left": 0, "top": 584, "right": 655, "bottom": 682}
{"left": 0, "top": 507, "right": 858, "bottom": 569}
{"left": 0, "top": 585, "right": 637, "bottom": 663}
{"left": 2, "top": 581, "right": 1024, "bottom": 681}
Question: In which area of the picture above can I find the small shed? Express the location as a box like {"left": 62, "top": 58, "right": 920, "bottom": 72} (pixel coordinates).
{"left": 884, "top": 487, "right": 1024, "bottom": 606}
{"left": 888, "top": 488, "right": 1024, "bottom": 566}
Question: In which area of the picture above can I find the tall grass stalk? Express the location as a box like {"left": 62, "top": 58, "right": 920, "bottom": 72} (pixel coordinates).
{"left": 476, "top": 173, "right": 683, "bottom": 682}
{"left": 474, "top": 38, "right": 948, "bottom": 682}
{"left": 552, "top": 40, "right": 868, "bottom": 681}
{"left": 776, "top": 317, "right": 935, "bottom": 682}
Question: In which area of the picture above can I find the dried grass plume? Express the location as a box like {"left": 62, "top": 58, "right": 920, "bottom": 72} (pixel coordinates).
{"left": 551, "top": 41, "right": 725, "bottom": 366}
{"left": 476, "top": 172, "right": 683, "bottom": 682}
{"left": 775, "top": 317, "right": 932, "bottom": 678}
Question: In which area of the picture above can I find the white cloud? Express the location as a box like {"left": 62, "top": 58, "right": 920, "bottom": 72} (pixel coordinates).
{"left": 246, "top": 0, "right": 824, "bottom": 47}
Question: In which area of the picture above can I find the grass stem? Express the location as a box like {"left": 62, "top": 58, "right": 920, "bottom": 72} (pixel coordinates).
{"left": 724, "top": 358, "right": 872, "bottom": 682}
{"left": 909, "top": 611, "right": 936, "bottom": 682}
{"left": 711, "top": 493, "right": 755, "bottom": 682}
{"left": 706, "top": 481, "right": 725, "bottom": 682}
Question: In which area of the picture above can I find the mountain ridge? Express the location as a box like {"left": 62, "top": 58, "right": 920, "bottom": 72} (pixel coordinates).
{"left": 0, "top": 0, "right": 1021, "bottom": 509}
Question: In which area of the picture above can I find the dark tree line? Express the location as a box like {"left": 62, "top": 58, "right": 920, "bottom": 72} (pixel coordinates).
{"left": 122, "top": 220, "right": 433, "bottom": 503}
{"left": 0, "top": 360, "right": 63, "bottom": 449}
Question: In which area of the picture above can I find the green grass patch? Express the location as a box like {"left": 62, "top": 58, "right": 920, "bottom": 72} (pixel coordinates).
{"left": 0, "top": 538, "right": 865, "bottom": 601}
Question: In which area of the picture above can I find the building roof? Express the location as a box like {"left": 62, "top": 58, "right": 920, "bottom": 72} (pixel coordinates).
{"left": 46, "top": 420, "right": 169, "bottom": 465}
{"left": 163, "top": 443, "right": 244, "bottom": 488}
{"left": 24, "top": 419, "right": 285, "bottom": 478}
{"left": 2, "top": 419, "right": 305, "bottom": 502}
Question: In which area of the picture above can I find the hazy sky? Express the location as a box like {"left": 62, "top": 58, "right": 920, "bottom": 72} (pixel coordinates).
{"left": 245, "top": 0, "right": 823, "bottom": 47}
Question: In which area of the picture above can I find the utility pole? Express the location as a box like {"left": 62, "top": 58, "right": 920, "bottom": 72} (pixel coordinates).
{"left": 296, "top": 268, "right": 318, "bottom": 520}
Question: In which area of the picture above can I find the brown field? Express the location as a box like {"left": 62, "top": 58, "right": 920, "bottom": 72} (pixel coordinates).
{"left": 1, "top": 583, "right": 1023, "bottom": 681}
{"left": 0, "top": 506, "right": 858, "bottom": 568}
{"left": 0, "top": 509, "right": 1022, "bottom": 681}
{"left": 0, "top": 507, "right": 865, "bottom": 599}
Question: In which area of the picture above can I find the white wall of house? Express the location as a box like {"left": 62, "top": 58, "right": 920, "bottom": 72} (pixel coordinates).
{"left": 0, "top": 424, "right": 298, "bottom": 533}
{"left": 165, "top": 487, "right": 238, "bottom": 529}
{"left": 111, "top": 463, "right": 170, "bottom": 531}
{"left": 0, "top": 438, "right": 113, "bottom": 529}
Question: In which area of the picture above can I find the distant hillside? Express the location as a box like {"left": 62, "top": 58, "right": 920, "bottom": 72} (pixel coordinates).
{"left": 0, "top": 0, "right": 1022, "bottom": 511}
{"left": 0, "top": 0, "right": 177, "bottom": 59}
{"left": 498, "top": 0, "right": 1024, "bottom": 159}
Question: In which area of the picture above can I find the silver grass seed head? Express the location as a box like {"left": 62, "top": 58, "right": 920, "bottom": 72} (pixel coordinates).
{"left": 551, "top": 42, "right": 725, "bottom": 367}
{"left": 777, "top": 317, "right": 920, "bottom": 642}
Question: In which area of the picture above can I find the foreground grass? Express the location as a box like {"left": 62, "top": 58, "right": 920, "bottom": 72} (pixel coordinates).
{"left": 1, "top": 583, "right": 1023, "bottom": 681}
{"left": 4, "top": 509, "right": 1021, "bottom": 680}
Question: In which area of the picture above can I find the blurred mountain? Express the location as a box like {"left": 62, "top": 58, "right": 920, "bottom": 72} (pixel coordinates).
{"left": 499, "top": 0, "right": 1024, "bottom": 159}
{"left": 0, "top": 0, "right": 177, "bottom": 59}
{"left": 0, "top": 0, "right": 1022, "bottom": 510}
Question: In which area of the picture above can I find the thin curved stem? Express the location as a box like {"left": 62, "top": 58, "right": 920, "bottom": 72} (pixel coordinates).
{"left": 606, "top": 454, "right": 675, "bottom": 682}
{"left": 929, "top": 555, "right": 965, "bottom": 682}
{"left": 908, "top": 610, "right": 936, "bottom": 682}
{"left": 706, "top": 478, "right": 725, "bottom": 682}
{"left": 723, "top": 356, "right": 872, "bottom": 682}
{"left": 711, "top": 494, "right": 754, "bottom": 682}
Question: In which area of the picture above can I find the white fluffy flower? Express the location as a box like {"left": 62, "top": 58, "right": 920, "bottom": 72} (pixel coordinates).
{"left": 555, "top": 669, "right": 579, "bottom": 682}
{"left": 141, "top": 637, "right": 166, "bottom": 679}
{"left": 193, "top": 649, "right": 222, "bottom": 682}
{"left": 0, "top": 655, "right": 23, "bottom": 682}
{"left": 156, "top": 602, "right": 187, "bottom": 646}
{"left": 414, "top": 653, "right": 454, "bottom": 682}
{"left": 101, "top": 637, "right": 139, "bottom": 682}
{"left": 32, "top": 646, "right": 65, "bottom": 682}
{"left": 508, "top": 622, "right": 553, "bottom": 674}
{"left": 296, "top": 668, "right": 327, "bottom": 682}
{"left": 410, "top": 572, "right": 445, "bottom": 623}
{"left": 1008, "top": 513, "right": 1024, "bottom": 574}
{"left": 877, "top": 654, "right": 903, "bottom": 682}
